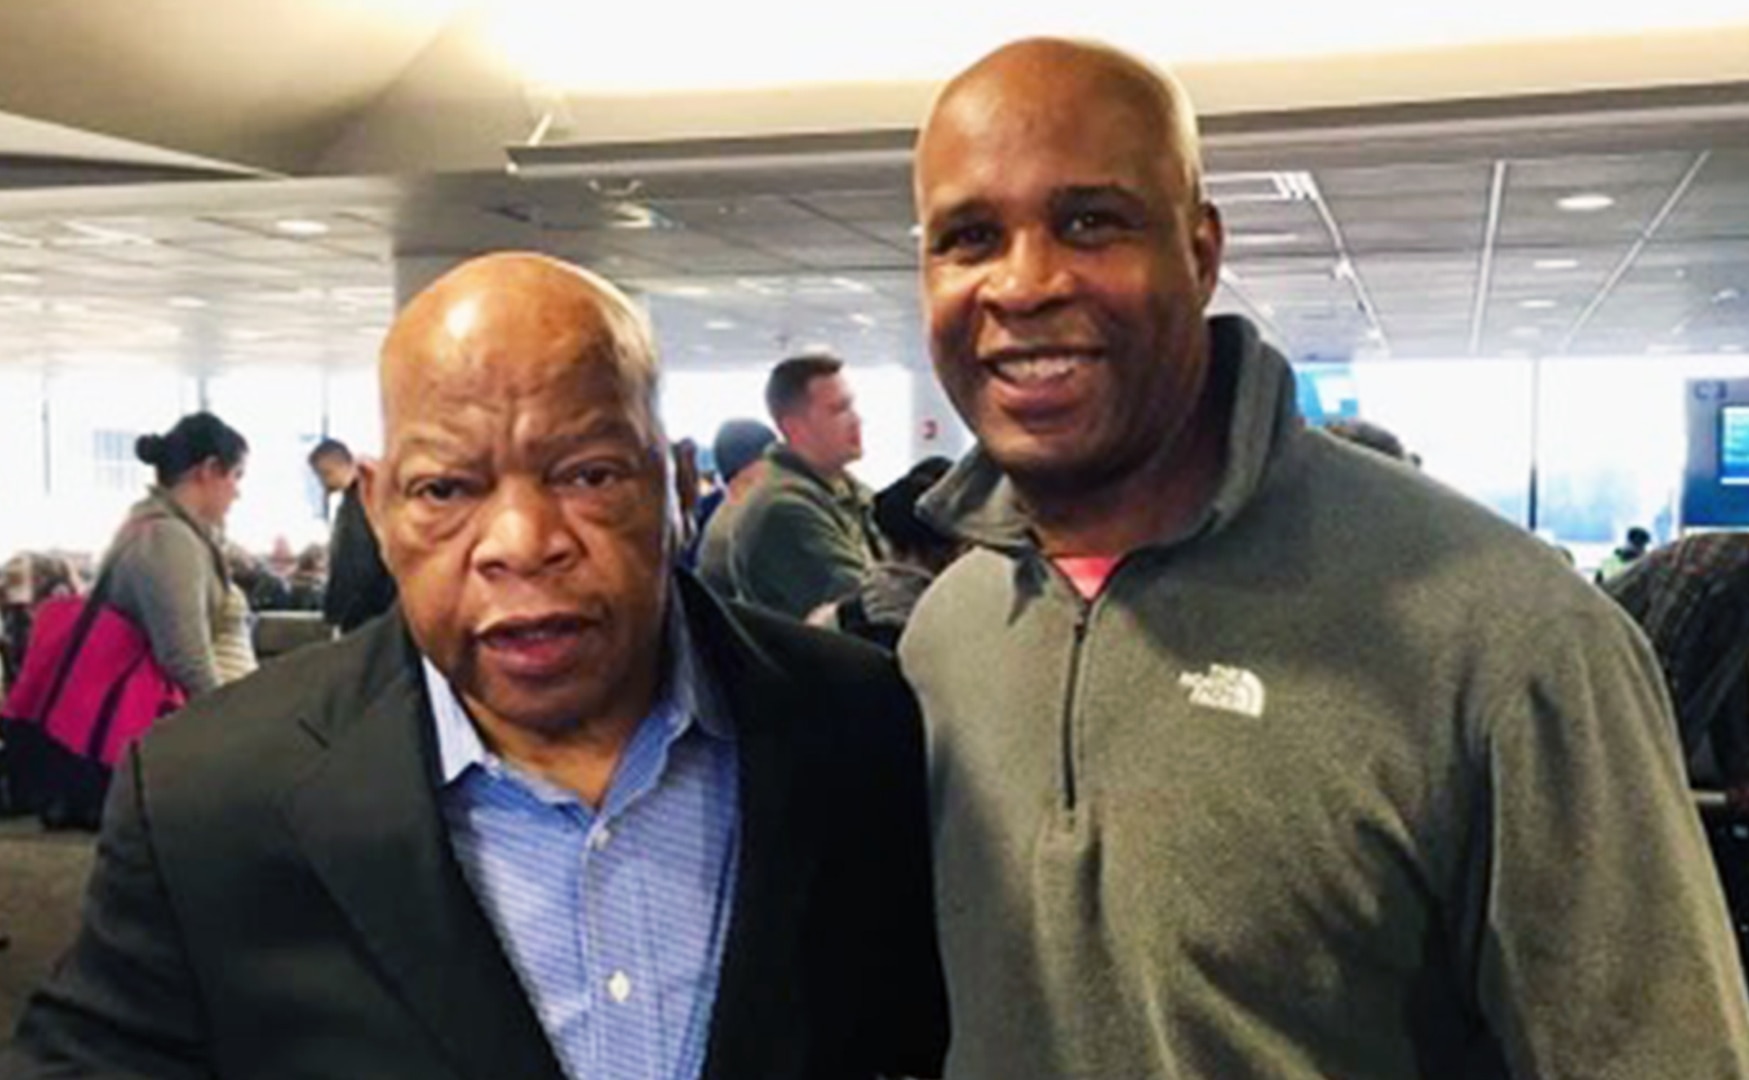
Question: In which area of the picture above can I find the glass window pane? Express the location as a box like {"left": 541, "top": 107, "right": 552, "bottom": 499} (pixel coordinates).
{"left": 44, "top": 368, "right": 196, "bottom": 555}
{"left": 325, "top": 366, "right": 383, "bottom": 460}
{"left": 0, "top": 370, "right": 47, "bottom": 557}
{"left": 1534, "top": 353, "right": 1749, "bottom": 563}
{"left": 205, "top": 367, "right": 328, "bottom": 553}
{"left": 1348, "top": 358, "right": 1536, "bottom": 526}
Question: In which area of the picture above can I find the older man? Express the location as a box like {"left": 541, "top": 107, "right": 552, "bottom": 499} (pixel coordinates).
{"left": 4, "top": 254, "right": 946, "bottom": 1080}
{"left": 901, "top": 38, "right": 1749, "bottom": 1079}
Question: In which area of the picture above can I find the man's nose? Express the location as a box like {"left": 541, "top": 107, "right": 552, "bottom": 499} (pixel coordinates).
{"left": 473, "top": 480, "right": 580, "bottom": 576}
{"left": 983, "top": 230, "right": 1073, "bottom": 314}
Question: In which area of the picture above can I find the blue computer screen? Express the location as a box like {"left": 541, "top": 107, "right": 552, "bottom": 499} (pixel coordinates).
{"left": 1721, "top": 405, "right": 1749, "bottom": 485}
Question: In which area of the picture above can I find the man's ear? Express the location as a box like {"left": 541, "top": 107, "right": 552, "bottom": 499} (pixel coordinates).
{"left": 356, "top": 457, "right": 387, "bottom": 546}
{"left": 1192, "top": 201, "right": 1225, "bottom": 309}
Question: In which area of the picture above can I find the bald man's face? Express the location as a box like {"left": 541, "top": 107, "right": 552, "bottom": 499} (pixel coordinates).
{"left": 916, "top": 57, "right": 1223, "bottom": 495}
{"left": 363, "top": 276, "right": 669, "bottom": 736}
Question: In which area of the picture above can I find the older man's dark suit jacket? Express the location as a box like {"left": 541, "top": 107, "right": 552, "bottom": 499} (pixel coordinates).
{"left": 3, "top": 575, "right": 948, "bottom": 1079}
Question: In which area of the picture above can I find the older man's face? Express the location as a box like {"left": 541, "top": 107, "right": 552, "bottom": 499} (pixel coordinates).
{"left": 916, "top": 58, "right": 1222, "bottom": 494}
{"left": 366, "top": 264, "right": 669, "bottom": 736}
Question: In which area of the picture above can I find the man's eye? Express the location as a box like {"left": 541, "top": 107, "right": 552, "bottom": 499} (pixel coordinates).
{"left": 1062, "top": 209, "right": 1129, "bottom": 239}
{"left": 561, "top": 462, "right": 630, "bottom": 490}
{"left": 409, "top": 478, "right": 468, "bottom": 503}
{"left": 930, "top": 222, "right": 998, "bottom": 257}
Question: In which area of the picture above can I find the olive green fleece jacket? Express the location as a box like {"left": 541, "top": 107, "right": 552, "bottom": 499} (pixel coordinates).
{"left": 900, "top": 315, "right": 1749, "bottom": 1079}
{"left": 102, "top": 488, "right": 232, "bottom": 697}
{"left": 728, "top": 444, "right": 883, "bottom": 619}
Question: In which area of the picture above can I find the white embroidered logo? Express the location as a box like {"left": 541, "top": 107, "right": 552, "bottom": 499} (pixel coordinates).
{"left": 1178, "top": 664, "right": 1266, "bottom": 719}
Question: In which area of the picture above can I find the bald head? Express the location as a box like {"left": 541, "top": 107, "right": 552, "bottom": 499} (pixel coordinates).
{"left": 912, "top": 38, "right": 1226, "bottom": 540}
{"left": 362, "top": 252, "right": 677, "bottom": 743}
{"left": 381, "top": 252, "right": 660, "bottom": 447}
{"left": 920, "top": 38, "right": 1205, "bottom": 206}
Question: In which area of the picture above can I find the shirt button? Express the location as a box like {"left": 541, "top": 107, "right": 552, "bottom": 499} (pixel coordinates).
{"left": 607, "top": 971, "right": 632, "bottom": 1003}
{"left": 590, "top": 826, "right": 612, "bottom": 851}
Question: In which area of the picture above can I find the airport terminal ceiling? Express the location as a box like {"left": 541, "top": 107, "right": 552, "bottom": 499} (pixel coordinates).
{"left": 0, "top": 4, "right": 1747, "bottom": 377}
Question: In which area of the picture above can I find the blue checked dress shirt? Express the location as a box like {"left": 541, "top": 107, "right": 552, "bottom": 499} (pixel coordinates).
{"left": 426, "top": 611, "right": 740, "bottom": 1080}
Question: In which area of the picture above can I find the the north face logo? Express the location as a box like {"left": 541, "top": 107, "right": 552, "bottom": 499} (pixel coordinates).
{"left": 1178, "top": 664, "right": 1266, "bottom": 719}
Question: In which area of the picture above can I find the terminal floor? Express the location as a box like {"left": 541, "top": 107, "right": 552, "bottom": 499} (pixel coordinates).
{"left": 0, "top": 816, "right": 94, "bottom": 1036}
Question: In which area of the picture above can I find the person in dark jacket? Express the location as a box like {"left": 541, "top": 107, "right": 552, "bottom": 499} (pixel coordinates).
{"left": 3, "top": 252, "right": 947, "bottom": 1080}
{"left": 308, "top": 437, "right": 396, "bottom": 633}
{"left": 810, "top": 456, "right": 959, "bottom": 650}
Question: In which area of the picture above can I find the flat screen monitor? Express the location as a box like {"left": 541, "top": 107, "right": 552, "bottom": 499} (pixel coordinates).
{"left": 1721, "top": 405, "right": 1749, "bottom": 485}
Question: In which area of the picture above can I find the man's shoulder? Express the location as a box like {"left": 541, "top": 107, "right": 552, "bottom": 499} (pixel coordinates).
{"left": 141, "top": 616, "right": 406, "bottom": 780}
{"left": 1277, "top": 434, "right": 1631, "bottom": 638}
{"left": 713, "top": 592, "right": 902, "bottom": 690}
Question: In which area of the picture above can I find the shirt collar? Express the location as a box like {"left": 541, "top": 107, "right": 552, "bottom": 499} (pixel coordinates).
{"left": 426, "top": 585, "right": 729, "bottom": 787}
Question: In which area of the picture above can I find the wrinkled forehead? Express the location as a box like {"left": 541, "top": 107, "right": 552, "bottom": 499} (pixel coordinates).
{"left": 380, "top": 280, "right": 661, "bottom": 443}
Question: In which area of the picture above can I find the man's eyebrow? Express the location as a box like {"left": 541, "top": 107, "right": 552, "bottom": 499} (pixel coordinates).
{"left": 539, "top": 417, "right": 649, "bottom": 451}
{"left": 923, "top": 197, "right": 994, "bottom": 231}
{"left": 1050, "top": 184, "right": 1147, "bottom": 209}
{"left": 391, "top": 431, "right": 470, "bottom": 459}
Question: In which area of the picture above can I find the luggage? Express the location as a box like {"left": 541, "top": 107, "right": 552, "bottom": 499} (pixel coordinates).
{"left": 0, "top": 562, "right": 186, "bottom": 829}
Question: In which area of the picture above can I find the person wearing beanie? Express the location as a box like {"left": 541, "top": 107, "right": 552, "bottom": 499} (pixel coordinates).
{"left": 694, "top": 418, "right": 777, "bottom": 596}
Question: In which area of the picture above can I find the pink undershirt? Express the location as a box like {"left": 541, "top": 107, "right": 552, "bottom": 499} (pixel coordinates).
{"left": 1051, "top": 555, "right": 1122, "bottom": 601}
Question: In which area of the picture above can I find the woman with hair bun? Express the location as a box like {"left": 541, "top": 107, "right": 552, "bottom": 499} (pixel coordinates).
{"left": 103, "top": 411, "right": 257, "bottom": 697}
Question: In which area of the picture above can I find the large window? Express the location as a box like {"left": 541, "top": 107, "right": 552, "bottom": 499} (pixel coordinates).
{"left": 43, "top": 368, "right": 196, "bottom": 554}
{"left": 1347, "top": 358, "right": 1536, "bottom": 526}
{"left": 1333, "top": 352, "right": 1749, "bottom": 569}
{"left": 205, "top": 368, "right": 329, "bottom": 552}
{"left": 0, "top": 369, "right": 48, "bottom": 558}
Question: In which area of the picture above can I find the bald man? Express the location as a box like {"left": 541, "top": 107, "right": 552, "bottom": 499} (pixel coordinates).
{"left": 4, "top": 254, "right": 947, "bottom": 1080}
{"left": 901, "top": 38, "right": 1749, "bottom": 1079}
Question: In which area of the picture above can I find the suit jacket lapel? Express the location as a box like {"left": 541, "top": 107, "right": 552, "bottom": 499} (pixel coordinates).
{"left": 280, "top": 620, "right": 565, "bottom": 1080}
{"left": 683, "top": 578, "right": 827, "bottom": 1079}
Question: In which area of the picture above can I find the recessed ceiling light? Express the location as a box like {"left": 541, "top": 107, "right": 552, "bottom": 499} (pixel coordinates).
{"left": 849, "top": 313, "right": 877, "bottom": 328}
{"left": 275, "top": 218, "right": 330, "bottom": 236}
{"left": 666, "top": 285, "right": 712, "bottom": 298}
{"left": 1520, "top": 299, "right": 1557, "bottom": 310}
{"left": 1510, "top": 326, "right": 1543, "bottom": 339}
{"left": 1557, "top": 193, "right": 1614, "bottom": 212}
{"left": 1533, "top": 258, "right": 1579, "bottom": 271}
{"left": 1715, "top": 288, "right": 1742, "bottom": 304}
{"left": 704, "top": 319, "right": 735, "bottom": 331}
{"left": 167, "top": 296, "right": 207, "bottom": 309}
{"left": 908, "top": 224, "right": 923, "bottom": 240}
{"left": 0, "top": 271, "right": 39, "bottom": 285}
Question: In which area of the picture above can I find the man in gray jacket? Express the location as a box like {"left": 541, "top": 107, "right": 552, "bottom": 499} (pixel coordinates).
{"left": 902, "top": 36, "right": 1749, "bottom": 1079}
